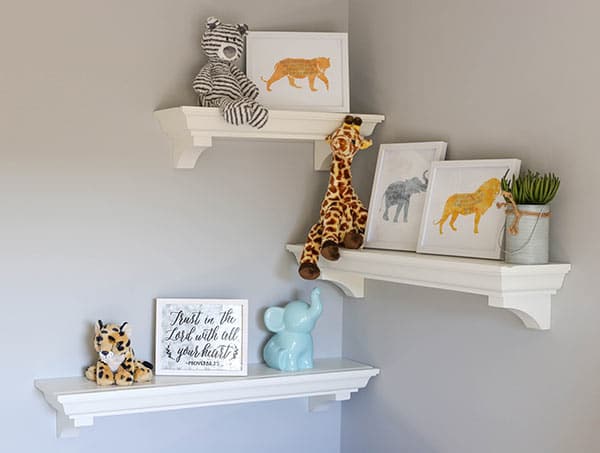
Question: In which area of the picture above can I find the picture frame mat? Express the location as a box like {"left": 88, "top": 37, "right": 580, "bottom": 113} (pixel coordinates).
{"left": 365, "top": 142, "right": 447, "bottom": 251}
{"left": 246, "top": 31, "right": 349, "bottom": 112}
{"left": 416, "top": 159, "right": 521, "bottom": 259}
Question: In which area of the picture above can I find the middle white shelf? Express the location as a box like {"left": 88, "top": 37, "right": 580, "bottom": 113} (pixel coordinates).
{"left": 286, "top": 244, "right": 571, "bottom": 330}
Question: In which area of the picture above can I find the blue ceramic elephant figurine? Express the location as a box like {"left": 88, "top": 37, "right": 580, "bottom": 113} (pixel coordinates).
{"left": 263, "top": 288, "right": 323, "bottom": 372}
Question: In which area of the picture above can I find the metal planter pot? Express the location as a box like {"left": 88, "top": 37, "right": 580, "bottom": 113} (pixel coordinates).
{"left": 504, "top": 204, "right": 550, "bottom": 264}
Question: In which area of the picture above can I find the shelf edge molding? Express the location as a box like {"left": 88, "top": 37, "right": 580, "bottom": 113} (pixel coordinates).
{"left": 286, "top": 244, "right": 571, "bottom": 330}
{"left": 35, "top": 358, "right": 379, "bottom": 438}
{"left": 154, "top": 107, "right": 385, "bottom": 170}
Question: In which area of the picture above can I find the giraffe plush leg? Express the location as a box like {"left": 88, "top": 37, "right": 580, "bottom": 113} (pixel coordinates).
{"left": 321, "top": 205, "right": 344, "bottom": 261}
{"left": 344, "top": 203, "right": 368, "bottom": 249}
{"left": 299, "top": 223, "right": 322, "bottom": 280}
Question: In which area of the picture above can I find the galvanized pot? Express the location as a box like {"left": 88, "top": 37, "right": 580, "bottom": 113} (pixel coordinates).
{"left": 504, "top": 204, "right": 550, "bottom": 264}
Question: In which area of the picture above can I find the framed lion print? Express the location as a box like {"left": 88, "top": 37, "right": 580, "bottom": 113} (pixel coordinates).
{"left": 417, "top": 159, "right": 521, "bottom": 259}
{"left": 246, "top": 32, "right": 350, "bottom": 112}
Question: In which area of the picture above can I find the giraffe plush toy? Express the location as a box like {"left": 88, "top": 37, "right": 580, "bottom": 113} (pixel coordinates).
{"left": 299, "top": 116, "right": 373, "bottom": 280}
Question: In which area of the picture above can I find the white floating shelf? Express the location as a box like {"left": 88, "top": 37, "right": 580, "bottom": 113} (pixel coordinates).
{"left": 35, "top": 358, "right": 378, "bottom": 438}
{"left": 154, "top": 107, "right": 385, "bottom": 170}
{"left": 286, "top": 244, "right": 571, "bottom": 330}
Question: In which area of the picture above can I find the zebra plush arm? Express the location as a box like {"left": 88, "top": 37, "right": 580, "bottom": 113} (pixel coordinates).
{"left": 230, "top": 65, "right": 259, "bottom": 100}
{"left": 192, "top": 65, "right": 213, "bottom": 105}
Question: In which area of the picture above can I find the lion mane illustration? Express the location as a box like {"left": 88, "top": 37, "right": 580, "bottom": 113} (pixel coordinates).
{"left": 434, "top": 178, "right": 501, "bottom": 234}
{"left": 261, "top": 57, "right": 331, "bottom": 92}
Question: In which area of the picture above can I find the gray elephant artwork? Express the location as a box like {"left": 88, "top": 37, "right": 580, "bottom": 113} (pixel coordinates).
{"left": 381, "top": 170, "right": 429, "bottom": 223}
{"left": 263, "top": 288, "right": 322, "bottom": 372}
{"left": 364, "top": 142, "right": 447, "bottom": 251}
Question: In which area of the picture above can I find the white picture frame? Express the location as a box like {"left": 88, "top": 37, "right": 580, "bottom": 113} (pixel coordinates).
{"left": 417, "top": 159, "right": 521, "bottom": 259}
{"left": 155, "top": 299, "right": 248, "bottom": 376}
{"left": 365, "top": 142, "right": 447, "bottom": 251}
{"left": 246, "top": 31, "right": 350, "bottom": 112}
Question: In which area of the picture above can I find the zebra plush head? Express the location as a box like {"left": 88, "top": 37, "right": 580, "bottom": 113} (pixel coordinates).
{"left": 202, "top": 17, "right": 248, "bottom": 62}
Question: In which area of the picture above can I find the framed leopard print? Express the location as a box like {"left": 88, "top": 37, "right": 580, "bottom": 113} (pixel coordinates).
{"left": 246, "top": 32, "right": 349, "bottom": 112}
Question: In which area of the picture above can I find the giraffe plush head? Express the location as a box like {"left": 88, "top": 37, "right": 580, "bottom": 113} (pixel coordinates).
{"left": 325, "top": 115, "right": 373, "bottom": 160}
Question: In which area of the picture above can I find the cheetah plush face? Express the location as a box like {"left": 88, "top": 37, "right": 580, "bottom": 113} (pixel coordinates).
{"left": 94, "top": 320, "right": 132, "bottom": 370}
{"left": 201, "top": 17, "right": 248, "bottom": 62}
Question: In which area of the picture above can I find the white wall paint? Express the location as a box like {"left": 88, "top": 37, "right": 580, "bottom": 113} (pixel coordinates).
{"left": 342, "top": 1, "right": 600, "bottom": 452}
{"left": 0, "top": 1, "right": 348, "bottom": 451}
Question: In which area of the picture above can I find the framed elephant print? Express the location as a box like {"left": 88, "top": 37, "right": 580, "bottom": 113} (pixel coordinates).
{"left": 155, "top": 299, "right": 248, "bottom": 376}
{"left": 417, "top": 159, "right": 521, "bottom": 259}
{"left": 364, "top": 142, "right": 447, "bottom": 251}
{"left": 246, "top": 32, "right": 349, "bottom": 112}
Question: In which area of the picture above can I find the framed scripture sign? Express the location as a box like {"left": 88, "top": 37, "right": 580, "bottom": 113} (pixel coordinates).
{"left": 155, "top": 299, "right": 248, "bottom": 376}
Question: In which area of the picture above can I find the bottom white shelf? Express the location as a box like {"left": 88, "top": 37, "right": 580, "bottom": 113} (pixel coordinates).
{"left": 35, "top": 358, "right": 379, "bottom": 438}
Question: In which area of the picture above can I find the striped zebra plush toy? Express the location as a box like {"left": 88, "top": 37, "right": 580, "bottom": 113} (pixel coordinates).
{"left": 193, "top": 17, "right": 269, "bottom": 128}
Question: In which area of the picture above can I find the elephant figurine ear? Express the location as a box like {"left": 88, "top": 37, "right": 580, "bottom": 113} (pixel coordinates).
{"left": 264, "top": 307, "right": 285, "bottom": 333}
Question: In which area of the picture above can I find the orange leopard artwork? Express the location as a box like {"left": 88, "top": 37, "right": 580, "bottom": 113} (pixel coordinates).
{"left": 434, "top": 178, "right": 501, "bottom": 234}
{"left": 261, "top": 57, "right": 331, "bottom": 92}
{"left": 299, "top": 116, "right": 372, "bottom": 280}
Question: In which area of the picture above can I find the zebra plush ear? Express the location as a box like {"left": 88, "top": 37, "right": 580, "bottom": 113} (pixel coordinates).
{"left": 206, "top": 17, "right": 220, "bottom": 30}
{"left": 237, "top": 23, "right": 249, "bottom": 36}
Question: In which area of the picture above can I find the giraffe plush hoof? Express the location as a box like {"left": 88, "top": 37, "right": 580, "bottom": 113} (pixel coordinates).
{"left": 299, "top": 263, "right": 320, "bottom": 280}
{"left": 321, "top": 241, "right": 340, "bottom": 261}
{"left": 343, "top": 231, "right": 363, "bottom": 249}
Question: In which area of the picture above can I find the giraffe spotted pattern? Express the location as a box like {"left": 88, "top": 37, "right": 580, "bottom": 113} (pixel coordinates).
{"left": 299, "top": 116, "right": 372, "bottom": 280}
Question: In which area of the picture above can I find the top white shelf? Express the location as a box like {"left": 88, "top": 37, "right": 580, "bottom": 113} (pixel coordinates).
{"left": 286, "top": 244, "right": 571, "bottom": 330}
{"left": 154, "top": 107, "right": 385, "bottom": 170}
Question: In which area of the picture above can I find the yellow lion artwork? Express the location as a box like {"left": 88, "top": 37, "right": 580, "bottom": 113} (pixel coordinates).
{"left": 434, "top": 178, "right": 501, "bottom": 234}
{"left": 261, "top": 57, "right": 331, "bottom": 92}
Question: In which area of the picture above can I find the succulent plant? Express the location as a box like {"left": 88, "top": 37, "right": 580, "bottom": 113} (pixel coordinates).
{"left": 501, "top": 170, "right": 560, "bottom": 205}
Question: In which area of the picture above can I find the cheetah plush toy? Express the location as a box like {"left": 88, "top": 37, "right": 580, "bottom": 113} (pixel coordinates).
{"left": 193, "top": 16, "right": 269, "bottom": 128}
{"left": 85, "top": 320, "right": 153, "bottom": 386}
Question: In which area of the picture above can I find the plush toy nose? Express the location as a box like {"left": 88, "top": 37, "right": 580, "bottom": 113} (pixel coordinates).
{"left": 101, "top": 351, "right": 109, "bottom": 356}
{"left": 223, "top": 46, "right": 236, "bottom": 58}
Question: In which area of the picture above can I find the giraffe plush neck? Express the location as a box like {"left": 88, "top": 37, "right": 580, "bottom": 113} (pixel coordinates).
{"left": 299, "top": 116, "right": 372, "bottom": 280}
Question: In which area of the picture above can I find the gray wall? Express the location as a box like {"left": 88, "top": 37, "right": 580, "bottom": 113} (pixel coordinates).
{"left": 342, "top": 1, "right": 600, "bottom": 452}
{"left": 0, "top": 1, "right": 347, "bottom": 452}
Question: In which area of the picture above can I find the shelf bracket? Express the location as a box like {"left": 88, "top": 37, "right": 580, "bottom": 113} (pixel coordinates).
{"left": 314, "top": 141, "right": 332, "bottom": 171}
{"left": 170, "top": 134, "right": 212, "bottom": 169}
{"left": 488, "top": 293, "right": 553, "bottom": 330}
{"left": 319, "top": 269, "right": 365, "bottom": 298}
{"left": 307, "top": 391, "right": 353, "bottom": 412}
{"left": 56, "top": 413, "right": 93, "bottom": 439}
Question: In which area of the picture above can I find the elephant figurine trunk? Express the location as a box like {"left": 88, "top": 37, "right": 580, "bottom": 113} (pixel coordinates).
{"left": 263, "top": 288, "right": 322, "bottom": 372}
